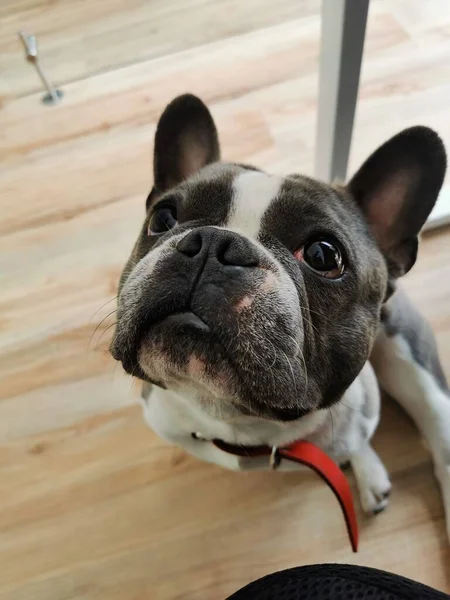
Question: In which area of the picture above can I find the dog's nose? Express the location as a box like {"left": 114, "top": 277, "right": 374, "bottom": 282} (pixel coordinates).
{"left": 177, "top": 227, "right": 259, "bottom": 267}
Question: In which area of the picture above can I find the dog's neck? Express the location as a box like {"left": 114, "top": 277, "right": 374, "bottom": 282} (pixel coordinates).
{"left": 144, "top": 381, "right": 331, "bottom": 449}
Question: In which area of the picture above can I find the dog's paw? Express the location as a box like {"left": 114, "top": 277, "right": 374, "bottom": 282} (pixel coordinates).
{"left": 351, "top": 445, "right": 392, "bottom": 515}
{"left": 358, "top": 477, "right": 391, "bottom": 515}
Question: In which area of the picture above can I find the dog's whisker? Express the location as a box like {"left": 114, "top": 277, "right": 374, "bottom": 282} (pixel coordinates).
{"left": 94, "top": 321, "right": 117, "bottom": 351}
{"left": 113, "top": 359, "right": 122, "bottom": 381}
{"left": 258, "top": 337, "right": 278, "bottom": 392}
{"left": 285, "top": 334, "right": 308, "bottom": 393}
{"left": 127, "top": 363, "right": 141, "bottom": 397}
{"left": 328, "top": 407, "right": 335, "bottom": 446}
{"left": 237, "top": 443, "right": 251, "bottom": 458}
{"left": 297, "top": 304, "right": 322, "bottom": 319}
{"left": 88, "top": 309, "right": 117, "bottom": 351}
{"left": 339, "top": 401, "right": 362, "bottom": 413}
{"left": 89, "top": 296, "right": 118, "bottom": 324}
{"left": 298, "top": 311, "right": 321, "bottom": 337}
{"left": 280, "top": 348, "right": 298, "bottom": 397}
{"left": 163, "top": 219, "right": 178, "bottom": 240}
{"left": 129, "top": 376, "right": 139, "bottom": 397}
{"left": 297, "top": 348, "right": 308, "bottom": 397}
{"left": 266, "top": 338, "right": 278, "bottom": 370}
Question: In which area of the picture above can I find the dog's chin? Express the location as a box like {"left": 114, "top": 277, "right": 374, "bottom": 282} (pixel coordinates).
{"left": 135, "top": 310, "right": 311, "bottom": 422}
{"left": 137, "top": 311, "right": 234, "bottom": 393}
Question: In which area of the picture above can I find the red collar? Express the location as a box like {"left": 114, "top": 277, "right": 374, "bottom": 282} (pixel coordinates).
{"left": 213, "top": 438, "right": 358, "bottom": 552}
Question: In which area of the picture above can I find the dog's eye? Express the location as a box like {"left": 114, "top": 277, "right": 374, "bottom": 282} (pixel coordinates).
{"left": 148, "top": 205, "right": 178, "bottom": 235}
{"left": 295, "top": 238, "right": 344, "bottom": 279}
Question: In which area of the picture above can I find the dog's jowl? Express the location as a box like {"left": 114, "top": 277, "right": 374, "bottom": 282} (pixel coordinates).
{"left": 111, "top": 94, "right": 450, "bottom": 523}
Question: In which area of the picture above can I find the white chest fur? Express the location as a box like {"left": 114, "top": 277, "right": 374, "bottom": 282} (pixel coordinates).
{"left": 141, "top": 362, "right": 381, "bottom": 471}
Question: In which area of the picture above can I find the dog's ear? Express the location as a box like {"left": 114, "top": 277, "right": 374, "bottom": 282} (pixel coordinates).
{"left": 347, "top": 127, "right": 446, "bottom": 277}
{"left": 147, "top": 94, "right": 220, "bottom": 209}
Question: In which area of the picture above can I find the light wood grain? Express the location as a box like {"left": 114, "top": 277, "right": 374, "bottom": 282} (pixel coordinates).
{"left": 1, "top": 1, "right": 450, "bottom": 598}
{"left": 0, "top": 0, "right": 318, "bottom": 103}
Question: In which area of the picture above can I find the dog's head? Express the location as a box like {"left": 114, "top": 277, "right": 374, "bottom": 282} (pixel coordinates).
{"left": 111, "top": 94, "right": 446, "bottom": 421}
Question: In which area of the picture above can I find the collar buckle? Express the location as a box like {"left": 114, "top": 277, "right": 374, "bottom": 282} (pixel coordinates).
{"left": 269, "top": 446, "right": 281, "bottom": 470}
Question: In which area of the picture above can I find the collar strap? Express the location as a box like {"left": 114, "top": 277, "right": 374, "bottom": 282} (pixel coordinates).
{"left": 212, "top": 438, "right": 358, "bottom": 552}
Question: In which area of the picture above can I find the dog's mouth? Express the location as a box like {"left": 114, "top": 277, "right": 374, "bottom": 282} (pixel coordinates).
{"left": 111, "top": 307, "right": 211, "bottom": 374}
{"left": 154, "top": 313, "right": 313, "bottom": 420}
{"left": 160, "top": 311, "right": 211, "bottom": 333}
{"left": 137, "top": 309, "right": 239, "bottom": 389}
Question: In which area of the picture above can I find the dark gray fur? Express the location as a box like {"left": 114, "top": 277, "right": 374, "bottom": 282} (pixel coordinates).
{"left": 111, "top": 94, "right": 447, "bottom": 422}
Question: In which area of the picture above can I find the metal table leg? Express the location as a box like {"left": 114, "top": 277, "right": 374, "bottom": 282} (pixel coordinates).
{"left": 314, "top": 0, "right": 370, "bottom": 183}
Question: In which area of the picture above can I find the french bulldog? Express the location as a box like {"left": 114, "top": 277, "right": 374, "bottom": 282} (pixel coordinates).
{"left": 111, "top": 94, "right": 450, "bottom": 526}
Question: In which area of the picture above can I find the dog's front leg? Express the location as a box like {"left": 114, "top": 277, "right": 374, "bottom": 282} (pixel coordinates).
{"left": 350, "top": 442, "right": 392, "bottom": 514}
{"left": 312, "top": 363, "right": 391, "bottom": 514}
{"left": 371, "top": 289, "right": 450, "bottom": 539}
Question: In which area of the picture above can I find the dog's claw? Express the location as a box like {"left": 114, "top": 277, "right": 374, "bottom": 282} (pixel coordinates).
{"left": 372, "top": 500, "right": 389, "bottom": 515}
{"left": 372, "top": 507, "right": 384, "bottom": 515}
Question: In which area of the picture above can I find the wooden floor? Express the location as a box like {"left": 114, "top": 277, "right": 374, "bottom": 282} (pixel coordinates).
{"left": 1, "top": 1, "right": 450, "bottom": 598}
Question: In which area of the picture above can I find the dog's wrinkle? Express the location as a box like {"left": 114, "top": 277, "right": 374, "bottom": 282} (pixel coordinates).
{"left": 269, "top": 406, "right": 311, "bottom": 422}
{"left": 185, "top": 235, "right": 213, "bottom": 307}
{"left": 118, "top": 269, "right": 207, "bottom": 372}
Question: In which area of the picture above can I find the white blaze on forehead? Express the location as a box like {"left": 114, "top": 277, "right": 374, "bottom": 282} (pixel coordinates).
{"left": 229, "top": 171, "right": 283, "bottom": 238}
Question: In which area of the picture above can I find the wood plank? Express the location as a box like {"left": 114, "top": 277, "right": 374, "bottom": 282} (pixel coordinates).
{"left": 0, "top": 0, "right": 318, "bottom": 102}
